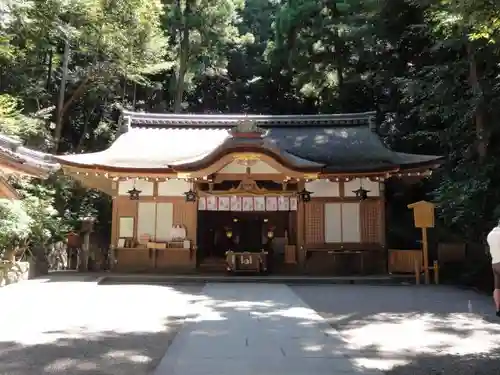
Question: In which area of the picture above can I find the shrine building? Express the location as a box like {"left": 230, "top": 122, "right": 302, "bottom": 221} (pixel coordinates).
{"left": 54, "top": 110, "right": 442, "bottom": 275}
{"left": 0, "top": 133, "right": 59, "bottom": 199}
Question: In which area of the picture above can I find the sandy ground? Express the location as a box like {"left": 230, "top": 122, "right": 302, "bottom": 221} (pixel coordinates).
{"left": 0, "top": 276, "right": 204, "bottom": 375}
{"left": 292, "top": 284, "right": 500, "bottom": 374}
{"left": 2, "top": 278, "right": 500, "bottom": 375}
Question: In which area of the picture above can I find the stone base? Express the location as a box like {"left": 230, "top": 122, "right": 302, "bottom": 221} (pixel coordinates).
{"left": 0, "top": 261, "right": 30, "bottom": 287}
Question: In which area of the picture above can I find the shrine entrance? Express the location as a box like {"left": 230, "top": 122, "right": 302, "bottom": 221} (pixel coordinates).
{"left": 196, "top": 209, "right": 297, "bottom": 272}
{"left": 195, "top": 175, "right": 300, "bottom": 272}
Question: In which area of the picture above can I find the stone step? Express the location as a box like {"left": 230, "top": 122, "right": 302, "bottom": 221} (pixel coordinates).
{"left": 99, "top": 273, "right": 416, "bottom": 285}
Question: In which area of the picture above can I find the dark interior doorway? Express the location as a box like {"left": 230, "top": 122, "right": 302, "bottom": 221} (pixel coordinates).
{"left": 197, "top": 211, "right": 295, "bottom": 261}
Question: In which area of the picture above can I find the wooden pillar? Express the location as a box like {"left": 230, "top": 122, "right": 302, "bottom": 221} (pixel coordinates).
{"left": 379, "top": 182, "right": 386, "bottom": 247}
{"left": 297, "top": 201, "right": 305, "bottom": 266}
{"left": 111, "top": 197, "right": 118, "bottom": 248}
{"left": 422, "top": 227, "right": 430, "bottom": 284}
{"left": 190, "top": 199, "right": 198, "bottom": 247}
{"left": 296, "top": 180, "right": 306, "bottom": 267}
{"left": 188, "top": 199, "right": 198, "bottom": 267}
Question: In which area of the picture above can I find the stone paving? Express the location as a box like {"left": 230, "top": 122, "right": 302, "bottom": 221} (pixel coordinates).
{"left": 154, "top": 283, "right": 379, "bottom": 375}
{"left": 1, "top": 277, "right": 500, "bottom": 375}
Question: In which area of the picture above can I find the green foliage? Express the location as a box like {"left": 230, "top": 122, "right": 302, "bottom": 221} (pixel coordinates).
{"left": 0, "top": 199, "right": 32, "bottom": 258}
{"left": 3, "top": 0, "right": 500, "bottom": 263}
{"left": 0, "top": 179, "right": 68, "bottom": 260}
{"left": 15, "top": 177, "right": 69, "bottom": 245}
{"left": 0, "top": 94, "right": 51, "bottom": 146}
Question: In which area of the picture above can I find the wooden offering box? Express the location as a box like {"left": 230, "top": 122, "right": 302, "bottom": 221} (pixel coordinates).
{"left": 226, "top": 250, "right": 268, "bottom": 273}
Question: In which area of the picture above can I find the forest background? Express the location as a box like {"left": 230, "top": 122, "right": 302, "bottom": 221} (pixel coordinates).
{"left": 1, "top": 0, "right": 499, "bottom": 284}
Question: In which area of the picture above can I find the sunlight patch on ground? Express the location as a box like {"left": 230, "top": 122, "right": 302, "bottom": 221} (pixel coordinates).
{"left": 250, "top": 306, "right": 325, "bottom": 322}
{"left": 336, "top": 312, "right": 500, "bottom": 370}
{"left": 0, "top": 281, "right": 202, "bottom": 346}
{"left": 104, "top": 350, "right": 151, "bottom": 363}
{"left": 351, "top": 356, "right": 409, "bottom": 371}
{"left": 43, "top": 358, "right": 82, "bottom": 372}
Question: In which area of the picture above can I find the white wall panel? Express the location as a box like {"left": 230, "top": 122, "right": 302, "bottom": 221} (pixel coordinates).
{"left": 158, "top": 180, "right": 190, "bottom": 196}
{"left": 156, "top": 203, "right": 174, "bottom": 241}
{"left": 341, "top": 202, "right": 361, "bottom": 242}
{"left": 344, "top": 178, "right": 380, "bottom": 197}
{"left": 306, "top": 179, "right": 340, "bottom": 197}
{"left": 118, "top": 179, "right": 154, "bottom": 196}
{"left": 324, "top": 203, "right": 342, "bottom": 243}
{"left": 137, "top": 202, "right": 156, "bottom": 241}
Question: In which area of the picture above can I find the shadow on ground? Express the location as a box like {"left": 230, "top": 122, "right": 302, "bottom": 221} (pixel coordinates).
{"left": 0, "top": 322, "right": 182, "bottom": 375}
{"left": 292, "top": 284, "right": 500, "bottom": 373}
{"left": 3, "top": 281, "right": 500, "bottom": 375}
{"left": 384, "top": 353, "right": 500, "bottom": 375}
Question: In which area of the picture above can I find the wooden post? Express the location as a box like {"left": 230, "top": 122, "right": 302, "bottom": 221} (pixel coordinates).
{"left": 414, "top": 258, "right": 420, "bottom": 285}
{"left": 407, "top": 201, "right": 436, "bottom": 286}
{"left": 302, "top": 201, "right": 306, "bottom": 268}
{"left": 422, "top": 227, "right": 430, "bottom": 284}
{"left": 433, "top": 260, "right": 439, "bottom": 285}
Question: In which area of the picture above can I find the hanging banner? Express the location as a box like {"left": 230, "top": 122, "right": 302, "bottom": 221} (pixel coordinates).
{"left": 278, "top": 196, "right": 290, "bottom": 211}
{"left": 230, "top": 196, "right": 242, "bottom": 211}
{"left": 198, "top": 196, "right": 297, "bottom": 211}
{"left": 265, "top": 196, "right": 278, "bottom": 211}
{"left": 218, "top": 196, "right": 230, "bottom": 211}
{"left": 242, "top": 197, "right": 254, "bottom": 211}
{"left": 254, "top": 197, "right": 266, "bottom": 211}
{"left": 198, "top": 197, "right": 207, "bottom": 211}
{"left": 206, "top": 196, "right": 218, "bottom": 211}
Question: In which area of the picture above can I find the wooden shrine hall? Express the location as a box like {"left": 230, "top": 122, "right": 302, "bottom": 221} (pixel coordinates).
{"left": 54, "top": 110, "right": 442, "bottom": 275}
{"left": 0, "top": 133, "right": 59, "bottom": 200}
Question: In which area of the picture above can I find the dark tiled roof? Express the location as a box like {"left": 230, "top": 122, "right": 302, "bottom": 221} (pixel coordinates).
{"left": 55, "top": 110, "right": 442, "bottom": 173}
{"left": 0, "top": 133, "right": 60, "bottom": 177}
{"left": 121, "top": 110, "right": 377, "bottom": 128}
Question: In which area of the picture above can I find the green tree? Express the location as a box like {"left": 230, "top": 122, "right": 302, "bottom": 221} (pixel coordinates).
{"left": 162, "top": 0, "right": 252, "bottom": 112}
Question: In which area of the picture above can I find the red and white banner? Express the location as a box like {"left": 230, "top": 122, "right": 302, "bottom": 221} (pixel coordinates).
{"left": 198, "top": 196, "right": 297, "bottom": 211}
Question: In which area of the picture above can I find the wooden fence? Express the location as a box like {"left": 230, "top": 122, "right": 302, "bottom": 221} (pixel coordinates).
{"left": 388, "top": 249, "right": 423, "bottom": 274}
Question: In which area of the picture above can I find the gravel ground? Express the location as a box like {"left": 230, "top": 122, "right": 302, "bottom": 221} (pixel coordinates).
{"left": 292, "top": 284, "right": 500, "bottom": 375}
{"left": 0, "top": 276, "right": 205, "bottom": 375}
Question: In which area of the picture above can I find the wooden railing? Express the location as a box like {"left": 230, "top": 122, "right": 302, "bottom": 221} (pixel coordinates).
{"left": 388, "top": 249, "right": 423, "bottom": 274}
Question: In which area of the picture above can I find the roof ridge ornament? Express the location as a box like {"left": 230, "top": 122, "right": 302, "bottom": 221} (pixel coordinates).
{"left": 229, "top": 117, "right": 265, "bottom": 138}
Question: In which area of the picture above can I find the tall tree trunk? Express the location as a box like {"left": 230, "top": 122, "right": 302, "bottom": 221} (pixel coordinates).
{"left": 334, "top": 28, "right": 344, "bottom": 92}
{"left": 53, "top": 40, "right": 70, "bottom": 153}
{"left": 332, "top": 3, "right": 344, "bottom": 100}
{"left": 173, "top": 0, "right": 192, "bottom": 113}
{"left": 76, "top": 108, "right": 95, "bottom": 153}
{"left": 46, "top": 47, "right": 53, "bottom": 91}
{"left": 466, "top": 41, "right": 488, "bottom": 162}
{"left": 132, "top": 82, "right": 137, "bottom": 109}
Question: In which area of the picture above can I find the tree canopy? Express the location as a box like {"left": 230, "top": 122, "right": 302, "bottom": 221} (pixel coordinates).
{"left": 2, "top": 0, "right": 500, "bottom": 263}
